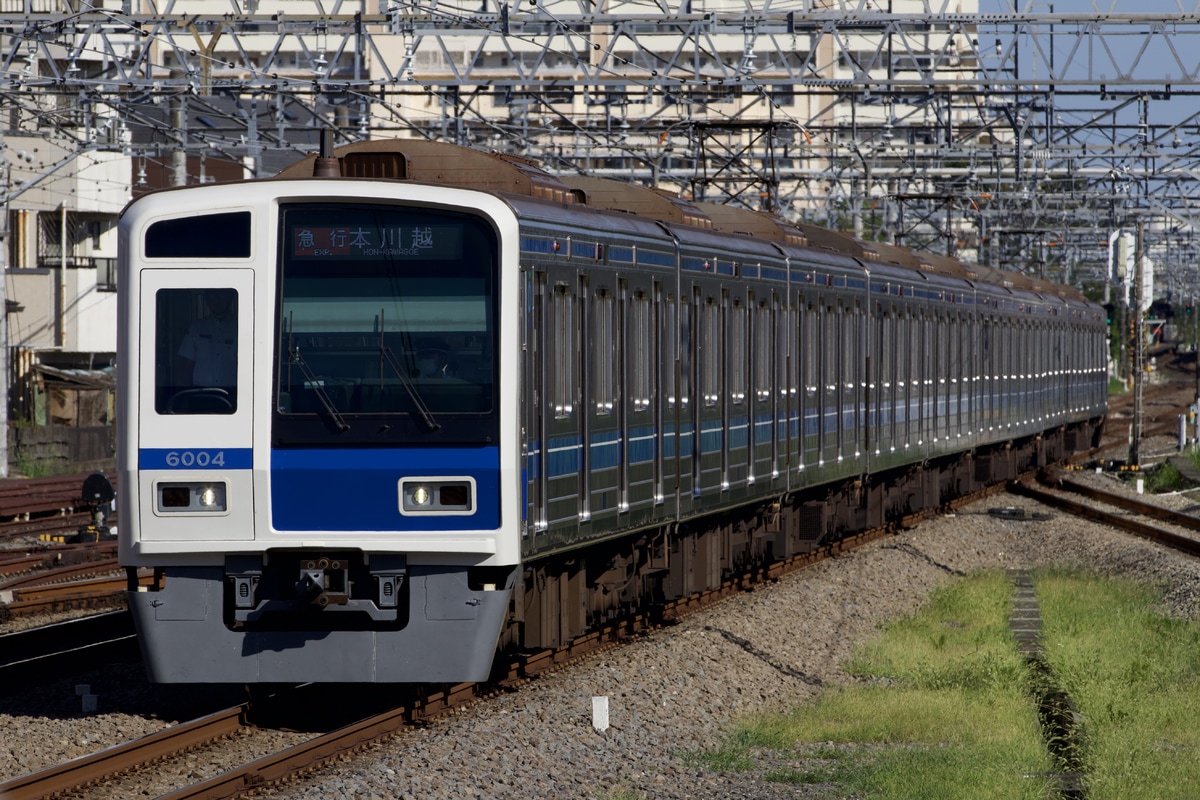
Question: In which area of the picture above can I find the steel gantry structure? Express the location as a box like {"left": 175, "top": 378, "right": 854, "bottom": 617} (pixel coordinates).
{"left": 4, "top": 1, "right": 1200, "bottom": 291}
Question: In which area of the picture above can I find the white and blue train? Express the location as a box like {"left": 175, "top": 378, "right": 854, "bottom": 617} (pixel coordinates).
{"left": 117, "top": 136, "right": 1108, "bottom": 684}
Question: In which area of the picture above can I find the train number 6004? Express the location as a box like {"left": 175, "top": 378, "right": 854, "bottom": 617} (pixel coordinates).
{"left": 164, "top": 450, "right": 225, "bottom": 468}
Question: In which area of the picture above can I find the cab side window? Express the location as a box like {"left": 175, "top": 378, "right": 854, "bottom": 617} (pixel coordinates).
{"left": 156, "top": 288, "right": 238, "bottom": 415}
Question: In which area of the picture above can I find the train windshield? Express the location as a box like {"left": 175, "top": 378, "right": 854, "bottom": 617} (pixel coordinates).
{"left": 273, "top": 203, "right": 499, "bottom": 445}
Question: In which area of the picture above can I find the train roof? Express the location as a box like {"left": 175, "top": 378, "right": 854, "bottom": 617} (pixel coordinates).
{"left": 274, "top": 138, "right": 578, "bottom": 205}
{"left": 273, "top": 137, "right": 1086, "bottom": 303}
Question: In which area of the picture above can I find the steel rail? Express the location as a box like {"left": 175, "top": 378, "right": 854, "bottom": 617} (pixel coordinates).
{"left": 0, "top": 511, "right": 96, "bottom": 542}
{"left": 0, "top": 542, "right": 117, "bottom": 577}
{"left": 1010, "top": 475, "right": 1200, "bottom": 558}
{"left": 149, "top": 480, "right": 1014, "bottom": 800}
{"left": 0, "top": 557, "right": 121, "bottom": 590}
{"left": 0, "top": 571, "right": 153, "bottom": 619}
{"left": 0, "top": 706, "right": 249, "bottom": 800}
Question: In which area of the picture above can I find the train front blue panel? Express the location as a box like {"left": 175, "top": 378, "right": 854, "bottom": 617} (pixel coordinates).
{"left": 270, "top": 446, "right": 500, "bottom": 531}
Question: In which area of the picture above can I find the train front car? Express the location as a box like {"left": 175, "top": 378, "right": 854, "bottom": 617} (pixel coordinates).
{"left": 116, "top": 180, "right": 521, "bottom": 683}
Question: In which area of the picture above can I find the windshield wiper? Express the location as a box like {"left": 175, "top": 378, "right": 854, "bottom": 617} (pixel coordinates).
{"left": 288, "top": 347, "right": 350, "bottom": 432}
{"left": 381, "top": 346, "right": 440, "bottom": 431}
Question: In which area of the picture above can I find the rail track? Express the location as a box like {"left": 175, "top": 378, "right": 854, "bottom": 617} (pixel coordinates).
{"left": 1013, "top": 469, "right": 1200, "bottom": 559}
{"left": 0, "top": 705, "right": 250, "bottom": 800}
{"left": 0, "top": 472, "right": 116, "bottom": 541}
{"left": 0, "top": 472, "right": 122, "bottom": 621}
{"left": 2, "top": 380, "right": 1197, "bottom": 799}
{"left": 0, "top": 479, "right": 1010, "bottom": 800}
{"left": 0, "top": 542, "right": 117, "bottom": 579}
{"left": 0, "top": 570, "right": 156, "bottom": 621}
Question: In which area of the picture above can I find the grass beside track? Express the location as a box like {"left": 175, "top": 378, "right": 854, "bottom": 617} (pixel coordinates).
{"left": 1037, "top": 569, "right": 1200, "bottom": 799}
{"left": 680, "top": 570, "right": 1200, "bottom": 799}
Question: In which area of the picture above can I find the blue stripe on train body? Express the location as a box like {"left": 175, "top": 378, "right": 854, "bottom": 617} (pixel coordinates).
{"left": 270, "top": 446, "right": 501, "bottom": 531}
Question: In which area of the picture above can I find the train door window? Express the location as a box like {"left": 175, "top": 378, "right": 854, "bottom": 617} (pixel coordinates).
{"left": 690, "top": 287, "right": 702, "bottom": 495}
{"left": 835, "top": 302, "right": 847, "bottom": 456}
{"left": 579, "top": 276, "right": 591, "bottom": 520}
{"left": 702, "top": 297, "right": 721, "bottom": 407}
{"left": 155, "top": 287, "right": 238, "bottom": 415}
{"left": 879, "top": 305, "right": 892, "bottom": 447}
{"left": 760, "top": 297, "right": 777, "bottom": 474}
{"left": 1001, "top": 318, "right": 1011, "bottom": 427}
{"left": 552, "top": 285, "right": 575, "bottom": 418}
{"left": 821, "top": 300, "right": 836, "bottom": 455}
{"left": 730, "top": 297, "right": 747, "bottom": 405}
{"left": 593, "top": 289, "right": 615, "bottom": 415}
{"left": 895, "top": 308, "right": 904, "bottom": 443}
{"left": 980, "top": 317, "right": 991, "bottom": 431}
{"left": 920, "top": 311, "right": 930, "bottom": 443}
{"left": 617, "top": 280, "right": 629, "bottom": 512}
{"left": 679, "top": 295, "right": 691, "bottom": 410}
{"left": 950, "top": 312, "right": 961, "bottom": 438}
{"left": 843, "top": 301, "right": 858, "bottom": 455}
{"left": 754, "top": 301, "right": 771, "bottom": 403}
{"left": 801, "top": 301, "right": 817, "bottom": 456}
{"left": 529, "top": 273, "right": 548, "bottom": 532}
{"left": 664, "top": 295, "right": 679, "bottom": 410}
{"left": 938, "top": 312, "right": 948, "bottom": 441}
{"left": 752, "top": 298, "right": 770, "bottom": 481}
{"left": 652, "top": 282, "right": 664, "bottom": 504}
{"left": 631, "top": 291, "right": 651, "bottom": 412}
{"left": 998, "top": 317, "right": 1007, "bottom": 427}
{"left": 776, "top": 296, "right": 791, "bottom": 471}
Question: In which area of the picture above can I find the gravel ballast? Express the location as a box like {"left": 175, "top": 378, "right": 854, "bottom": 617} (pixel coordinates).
{"left": 260, "top": 477, "right": 1200, "bottom": 800}
{"left": 4, "top": 468, "right": 1200, "bottom": 799}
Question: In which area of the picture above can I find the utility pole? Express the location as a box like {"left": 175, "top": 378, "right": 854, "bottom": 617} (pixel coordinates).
{"left": 0, "top": 141, "right": 9, "bottom": 477}
{"left": 169, "top": 72, "right": 188, "bottom": 187}
{"left": 1129, "top": 221, "right": 1145, "bottom": 467}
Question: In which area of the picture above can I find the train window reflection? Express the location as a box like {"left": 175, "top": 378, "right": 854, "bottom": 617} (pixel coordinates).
{"left": 155, "top": 288, "right": 238, "bottom": 415}
{"left": 275, "top": 204, "right": 498, "bottom": 439}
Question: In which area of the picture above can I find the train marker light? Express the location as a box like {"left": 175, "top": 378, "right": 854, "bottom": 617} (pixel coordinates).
{"left": 399, "top": 477, "right": 476, "bottom": 515}
{"left": 155, "top": 481, "right": 228, "bottom": 513}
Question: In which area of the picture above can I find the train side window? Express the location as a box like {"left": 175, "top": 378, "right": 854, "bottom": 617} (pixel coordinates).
{"left": 702, "top": 298, "right": 720, "bottom": 407}
{"left": 631, "top": 292, "right": 650, "bottom": 411}
{"left": 755, "top": 301, "right": 772, "bottom": 402}
{"left": 553, "top": 285, "right": 574, "bottom": 418}
{"left": 593, "top": 290, "right": 615, "bottom": 415}
{"left": 155, "top": 288, "right": 238, "bottom": 415}
{"left": 730, "top": 299, "right": 746, "bottom": 404}
{"left": 145, "top": 212, "right": 251, "bottom": 259}
{"left": 664, "top": 297, "right": 677, "bottom": 408}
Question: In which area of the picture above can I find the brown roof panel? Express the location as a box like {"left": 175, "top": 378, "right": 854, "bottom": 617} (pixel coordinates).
{"left": 274, "top": 138, "right": 576, "bottom": 204}
{"left": 694, "top": 202, "right": 808, "bottom": 247}
{"left": 560, "top": 176, "right": 712, "bottom": 228}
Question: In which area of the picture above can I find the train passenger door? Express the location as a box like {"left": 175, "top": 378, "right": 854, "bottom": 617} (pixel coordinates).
{"left": 625, "top": 279, "right": 658, "bottom": 520}
{"left": 544, "top": 281, "right": 580, "bottom": 539}
{"left": 136, "top": 269, "right": 255, "bottom": 542}
{"left": 525, "top": 271, "right": 548, "bottom": 534}
{"left": 800, "top": 295, "right": 819, "bottom": 472}
{"left": 651, "top": 281, "right": 664, "bottom": 507}
{"left": 821, "top": 297, "right": 838, "bottom": 467}
{"left": 662, "top": 289, "right": 691, "bottom": 515}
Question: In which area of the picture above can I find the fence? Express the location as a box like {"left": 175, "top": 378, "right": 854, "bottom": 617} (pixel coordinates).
{"left": 8, "top": 424, "right": 115, "bottom": 477}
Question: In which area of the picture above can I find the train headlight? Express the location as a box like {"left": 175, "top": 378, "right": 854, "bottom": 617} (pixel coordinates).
{"left": 155, "top": 481, "right": 228, "bottom": 513}
{"left": 399, "top": 477, "right": 476, "bottom": 516}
